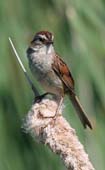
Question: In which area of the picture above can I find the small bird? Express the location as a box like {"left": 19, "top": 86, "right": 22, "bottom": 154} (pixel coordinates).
{"left": 26, "top": 31, "right": 92, "bottom": 129}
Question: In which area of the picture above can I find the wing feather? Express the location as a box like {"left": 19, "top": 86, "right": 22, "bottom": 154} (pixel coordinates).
{"left": 52, "top": 54, "right": 75, "bottom": 93}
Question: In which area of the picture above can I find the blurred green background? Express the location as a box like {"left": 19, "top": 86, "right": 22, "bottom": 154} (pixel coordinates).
{"left": 0, "top": 0, "right": 105, "bottom": 169}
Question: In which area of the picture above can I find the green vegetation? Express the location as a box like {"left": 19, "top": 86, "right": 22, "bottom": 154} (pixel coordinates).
{"left": 0, "top": 0, "right": 105, "bottom": 169}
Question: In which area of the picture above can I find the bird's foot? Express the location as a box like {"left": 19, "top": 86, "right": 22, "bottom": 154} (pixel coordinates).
{"left": 50, "top": 97, "right": 63, "bottom": 125}
{"left": 34, "top": 92, "right": 55, "bottom": 103}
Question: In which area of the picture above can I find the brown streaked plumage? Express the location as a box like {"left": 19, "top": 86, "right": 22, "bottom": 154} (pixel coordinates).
{"left": 52, "top": 54, "right": 92, "bottom": 129}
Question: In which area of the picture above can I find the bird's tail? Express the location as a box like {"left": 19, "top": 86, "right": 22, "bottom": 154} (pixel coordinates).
{"left": 69, "top": 93, "right": 92, "bottom": 129}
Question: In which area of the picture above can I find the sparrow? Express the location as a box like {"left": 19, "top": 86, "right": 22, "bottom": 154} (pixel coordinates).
{"left": 26, "top": 31, "right": 92, "bottom": 129}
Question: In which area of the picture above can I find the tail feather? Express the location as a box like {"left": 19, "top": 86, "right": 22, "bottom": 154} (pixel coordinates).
{"left": 69, "top": 94, "right": 92, "bottom": 129}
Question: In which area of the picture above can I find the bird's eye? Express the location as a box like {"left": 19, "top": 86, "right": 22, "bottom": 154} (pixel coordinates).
{"left": 39, "top": 37, "right": 44, "bottom": 42}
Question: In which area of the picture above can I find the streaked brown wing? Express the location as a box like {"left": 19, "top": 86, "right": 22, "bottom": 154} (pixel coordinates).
{"left": 52, "top": 54, "right": 75, "bottom": 93}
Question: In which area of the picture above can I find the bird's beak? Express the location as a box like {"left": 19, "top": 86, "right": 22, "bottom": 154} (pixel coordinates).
{"left": 46, "top": 40, "right": 53, "bottom": 45}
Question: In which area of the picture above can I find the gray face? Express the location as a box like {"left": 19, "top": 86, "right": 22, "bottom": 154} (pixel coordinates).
{"left": 31, "top": 31, "right": 54, "bottom": 46}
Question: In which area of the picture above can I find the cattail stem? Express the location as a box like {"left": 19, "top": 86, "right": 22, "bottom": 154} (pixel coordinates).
{"left": 9, "top": 37, "right": 39, "bottom": 96}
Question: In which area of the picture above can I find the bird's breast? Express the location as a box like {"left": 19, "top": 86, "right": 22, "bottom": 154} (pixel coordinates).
{"left": 28, "top": 52, "right": 63, "bottom": 95}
